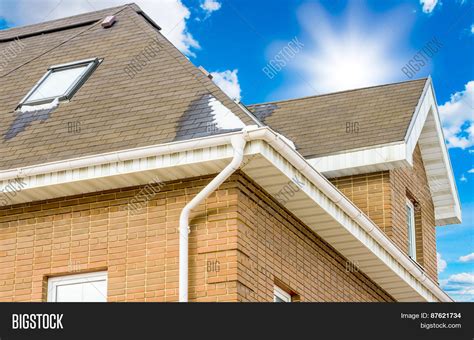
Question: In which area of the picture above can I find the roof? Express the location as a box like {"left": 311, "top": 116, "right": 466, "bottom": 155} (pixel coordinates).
{"left": 247, "top": 78, "right": 428, "bottom": 158}
{"left": 247, "top": 78, "right": 460, "bottom": 225}
{"left": 0, "top": 126, "right": 452, "bottom": 302}
{"left": 0, "top": 4, "right": 143, "bottom": 42}
{"left": 0, "top": 4, "right": 255, "bottom": 171}
{"left": 0, "top": 6, "right": 456, "bottom": 301}
{"left": 0, "top": 6, "right": 459, "bottom": 225}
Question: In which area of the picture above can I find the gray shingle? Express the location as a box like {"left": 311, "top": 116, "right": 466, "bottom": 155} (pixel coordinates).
{"left": 247, "top": 78, "right": 428, "bottom": 158}
{"left": 0, "top": 4, "right": 255, "bottom": 171}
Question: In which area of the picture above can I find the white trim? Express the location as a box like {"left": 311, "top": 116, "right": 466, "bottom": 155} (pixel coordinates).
{"left": 307, "top": 78, "right": 461, "bottom": 226}
{"left": 245, "top": 136, "right": 448, "bottom": 302}
{"left": 224, "top": 128, "right": 451, "bottom": 302}
{"left": 0, "top": 127, "right": 452, "bottom": 302}
{"left": 412, "top": 79, "right": 461, "bottom": 226}
{"left": 404, "top": 78, "right": 432, "bottom": 154}
{"left": 274, "top": 286, "right": 291, "bottom": 302}
{"left": 307, "top": 142, "right": 409, "bottom": 177}
{"left": 0, "top": 130, "right": 234, "bottom": 181}
{"left": 18, "top": 58, "right": 100, "bottom": 107}
{"left": 406, "top": 198, "right": 416, "bottom": 261}
{"left": 47, "top": 271, "right": 108, "bottom": 302}
{"left": 48, "top": 57, "right": 98, "bottom": 70}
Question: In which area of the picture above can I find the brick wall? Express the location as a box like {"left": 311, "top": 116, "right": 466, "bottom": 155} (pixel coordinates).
{"left": 330, "top": 144, "right": 438, "bottom": 282}
{"left": 330, "top": 172, "right": 392, "bottom": 235}
{"left": 234, "top": 174, "right": 394, "bottom": 302}
{"left": 390, "top": 145, "right": 437, "bottom": 281}
{"left": 0, "top": 176, "right": 240, "bottom": 302}
{"left": 0, "top": 172, "right": 394, "bottom": 302}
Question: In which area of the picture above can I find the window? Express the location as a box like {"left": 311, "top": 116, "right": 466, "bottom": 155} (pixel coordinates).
{"left": 406, "top": 198, "right": 416, "bottom": 261}
{"left": 47, "top": 271, "right": 107, "bottom": 302}
{"left": 274, "top": 286, "right": 291, "bottom": 302}
{"left": 20, "top": 58, "right": 99, "bottom": 107}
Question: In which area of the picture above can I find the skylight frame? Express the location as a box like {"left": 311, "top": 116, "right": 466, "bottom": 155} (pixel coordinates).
{"left": 19, "top": 58, "right": 100, "bottom": 107}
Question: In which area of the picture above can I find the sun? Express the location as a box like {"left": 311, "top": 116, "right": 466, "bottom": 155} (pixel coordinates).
{"left": 292, "top": 2, "right": 410, "bottom": 94}
{"left": 306, "top": 36, "right": 396, "bottom": 93}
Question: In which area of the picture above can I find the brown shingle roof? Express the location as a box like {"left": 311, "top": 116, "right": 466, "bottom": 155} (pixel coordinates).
{"left": 0, "top": 4, "right": 143, "bottom": 41}
{"left": 247, "top": 78, "right": 428, "bottom": 158}
{"left": 0, "top": 4, "right": 429, "bottom": 171}
{"left": 0, "top": 4, "right": 255, "bottom": 171}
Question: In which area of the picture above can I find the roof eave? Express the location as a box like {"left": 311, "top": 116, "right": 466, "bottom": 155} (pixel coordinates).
{"left": 405, "top": 77, "right": 462, "bottom": 226}
{"left": 307, "top": 77, "right": 461, "bottom": 226}
{"left": 0, "top": 127, "right": 453, "bottom": 302}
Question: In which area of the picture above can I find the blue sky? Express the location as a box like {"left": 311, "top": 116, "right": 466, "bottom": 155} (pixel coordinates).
{"left": 1, "top": 0, "right": 473, "bottom": 301}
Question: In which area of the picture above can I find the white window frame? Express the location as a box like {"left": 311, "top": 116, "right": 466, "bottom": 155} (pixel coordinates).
{"left": 19, "top": 58, "right": 100, "bottom": 107}
{"left": 47, "top": 271, "right": 108, "bottom": 302}
{"left": 274, "top": 286, "right": 291, "bottom": 302}
{"left": 406, "top": 198, "right": 417, "bottom": 261}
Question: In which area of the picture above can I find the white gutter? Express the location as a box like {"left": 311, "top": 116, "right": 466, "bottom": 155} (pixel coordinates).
{"left": 0, "top": 126, "right": 451, "bottom": 302}
{"left": 244, "top": 127, "right": 451, "bottom": 302}
{"left": 0, "top": 134, "right": 236, "bottom": 180}
{"left": 178, "top": 127, "right": 252, "bottom": 302}
{"left": 174, "top": 126, "right": 449, "bottom": 302}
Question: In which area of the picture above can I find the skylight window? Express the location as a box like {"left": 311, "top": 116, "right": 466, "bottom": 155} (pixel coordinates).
{"left": 19, "top": 58, "right": 100, "bottom": 107}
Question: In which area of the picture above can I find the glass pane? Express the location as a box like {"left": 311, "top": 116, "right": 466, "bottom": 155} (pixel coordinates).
{"left": 55, "top": 283, "right": 83, "bottom": 302}
{"left": 83, "top": 280, "right": 107, "bottom": 302}
{"left": 406, "top": 203, "right": 416, "bottom": 259}
{"left": 27, "top": 65, "right": 87, "bottom": 102}
{"left": 407, "top": 205, "right": 413, "bottom": 229}
{"left": 274, "top": 295, "right": 286, "bottom": 302}
{"left": 55, "top": 279, "right": 107, "bottom": 302}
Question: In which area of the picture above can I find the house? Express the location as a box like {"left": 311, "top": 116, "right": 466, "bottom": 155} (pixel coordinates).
{"left": 0, "top": 4, "right": 461, "bottom": 302}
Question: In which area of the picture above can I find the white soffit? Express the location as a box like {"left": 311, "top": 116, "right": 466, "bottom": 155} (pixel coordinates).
{"left": 0, "top": 131, "right": 451, "bottom": 302}
{"left": 406, "top": 79, "right": 461, "bottom": 226}
{"left": 0, "top": 143, "right": 244, "bottom": 205}
{"left": 243, "top": 141, "right": 445, "bottom": 302}
{"left": 307, "top": 78, "right": 461, "bottom": 226}
{"left": 307, "top": 142, "right": 409, "bottom": 178}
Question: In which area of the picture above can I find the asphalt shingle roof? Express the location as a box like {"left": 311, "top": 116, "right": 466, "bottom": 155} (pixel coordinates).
{"left": 247, "top": 78, "right": 428, "bottom": 158}
{"left": 0, "top": 3, "right": 429, "bottom": 170}
{"left": 0, "top": 4, "right": 255, "bottom": 171}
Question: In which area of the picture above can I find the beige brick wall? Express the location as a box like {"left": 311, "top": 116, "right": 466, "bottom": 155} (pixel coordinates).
{"left": 390, "top": 145, "right": 437, "bottom": 282}
{"left": 234, "top": 174, "right": 394, "bottom": 302}
{"left": 0, "top": 172, "right": 393, "bottom": 302}
{"left": 330, "top": 171, "right": 392, "bottom": 235}
{"left": 0, "top": 176, "right": 240, "bottom": 302}
{"left": 330, "top": 144, "right": 438, "bottom": 282}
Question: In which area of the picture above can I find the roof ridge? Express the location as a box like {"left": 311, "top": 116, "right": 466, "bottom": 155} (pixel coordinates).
{"left": 0, "top": 3, "right": 140, "bottom": 41}
{"left": 247, "top": 77, "right": 429, "bottom": 107}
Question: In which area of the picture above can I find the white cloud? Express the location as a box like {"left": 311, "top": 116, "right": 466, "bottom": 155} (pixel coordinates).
{"left": 471, "top": 24, "right": 474, "bottom": 34}
{"left": 459, "top": 252, "right": 474, "bottom": 262}
{"left": 469, "top": 169, "right": 474, "bottom": 173}
{"left": 211, "top": 69, "right": 242, "bottom": 101}
{"left": 0, "top": 0, "right": 200, "bottom": 56}
{"left": 439, "top": 81, "right": 474, "bottom": 149}
{"left": 274, "top": 2, "right": 411, "bottom": 97}
{"left": 200, "top": 0, "right": 221, "bottom": 14}
{"left": 437, "top": 252, "right": 447, "bottom": 273}
{"left": 420, "top": 0, "right": 439, "bottom": 13}
{"left": 441, "top": 272, "right": 474, "bottom": 302}
{"left": 460, "top": 174, "right": 467, "bottom": 182}
{"left": 448, "top": 272, "right": 474, "bottom": 284}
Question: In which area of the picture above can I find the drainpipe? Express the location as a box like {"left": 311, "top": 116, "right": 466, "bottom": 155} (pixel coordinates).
{"left": 178, "top": 126, "right": 253, "bottom": 302}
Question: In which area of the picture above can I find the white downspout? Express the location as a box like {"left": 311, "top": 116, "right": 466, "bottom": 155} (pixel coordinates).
{"left": 178, "top": 127, "right": 252, "bottom": 302}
